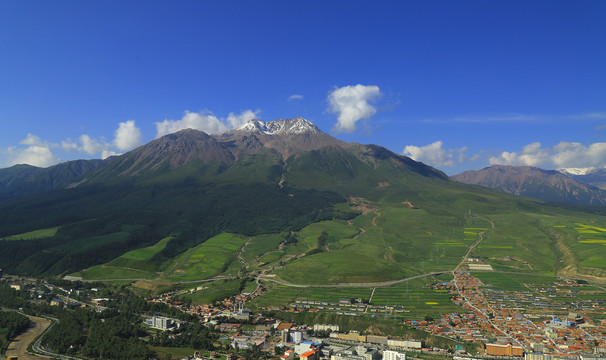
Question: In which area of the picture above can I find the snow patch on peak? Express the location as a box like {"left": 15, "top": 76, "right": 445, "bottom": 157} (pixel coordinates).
{"left": 557, "top": 167, "right": 596, "bottom": 176}
{"left": 234, "top": 117, "right": 319, "bottom": 135}
{"left": 236, "top": 120, "right": 274, "bottom": 135}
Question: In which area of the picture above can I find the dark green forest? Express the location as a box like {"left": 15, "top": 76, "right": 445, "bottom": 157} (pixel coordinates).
{"left": 0, "top": 181, "right": 351, "bottom": 276}
{"left": 0, "top": 311, "right": 30, "bottom": 353}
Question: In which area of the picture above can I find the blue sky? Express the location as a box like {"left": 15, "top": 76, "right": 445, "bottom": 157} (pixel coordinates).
{"left": 1, "top": 1, "right": 605, "bottom": 175}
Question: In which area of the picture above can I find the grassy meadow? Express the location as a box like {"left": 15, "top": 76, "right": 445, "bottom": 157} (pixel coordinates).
{"left": 250, "top": 274, "right": 461, "bottom": 320}
{"left": 77, "top": 237, "right": 174, "bottom": 280}
{"left": 165, "top": 233, "right": 246, "bottom": 281}
{"left": 177, "top": 279, "right": 244, "bottom": 304}
{"left": 1, "top": 226, "right": 59, "bottom": 240}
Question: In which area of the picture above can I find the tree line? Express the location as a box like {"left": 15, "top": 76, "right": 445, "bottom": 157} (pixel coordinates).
{"left": 0, "top": 311, "right": 30, "bottom": 350}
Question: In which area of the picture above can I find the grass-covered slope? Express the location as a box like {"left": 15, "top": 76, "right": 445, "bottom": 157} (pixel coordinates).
{"left": 2, "top": 127, "right": 606, "bottom": 285}
{"left": 0, "top": 175, "right": 349, "bottom": 276}
{"left": 0, "top": 159, "right": 103, "bottom": 199}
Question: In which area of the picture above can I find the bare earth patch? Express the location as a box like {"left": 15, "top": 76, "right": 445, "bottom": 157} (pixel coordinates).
{"left": 5, "top": 315, "right": 51, "bottom": 360}
{"left": 348, "top": 196, "right": 377, "bottom": 215}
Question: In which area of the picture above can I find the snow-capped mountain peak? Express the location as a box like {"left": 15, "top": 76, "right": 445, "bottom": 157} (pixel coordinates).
{"left": 236, "top": 120, "right": 274, "bottom": 135}
{"left": 234, "top": 117, "right": 319, "bottom": 136}
{"left": 557, "top": 167, "right": 597, "bottom": 176}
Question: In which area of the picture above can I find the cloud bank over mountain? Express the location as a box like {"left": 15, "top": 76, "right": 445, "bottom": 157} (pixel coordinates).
{"left": 155, "top": 110, "right": 260, "bottom": 138}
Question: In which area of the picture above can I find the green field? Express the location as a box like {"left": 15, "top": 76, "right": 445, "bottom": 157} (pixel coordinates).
{"left": 240, "top": 234, "right": 284, "bottom": 262}
{"left": 121, "top": 236, "right": 173, "bottom": 260}
{"left": 166, "top": 233, "right": 246, "bottom": 281}
{"left": 250, "top": 274, "right": 461, "bottom": 320}
{"left": 2, "top": 226, "right": 59, "bottom": 240}
{"left": 472, "top": 271, "right": 558, "bottom": 291}
{"left": 274, "top": 204, "right": 470, "bottom": 284}
{"left": 77, "top": 233, "right": 247, "bottom": 282}
{"left": 78, "top": 266, "right": 156, "bottom": 280}
{"left": 370, "top": 281, "right": 462, "bottom": 320}
{"left": 77, "top": 237, "right": 174, "bottom": 280}
{"left": 178, "top": 279, "right": 244, "bottom": 304}
{"left": 251, "top": 283, "right": 371, "bottom": 308}
{"left": 572, "top": 223, "right": 606, "bottom": 269}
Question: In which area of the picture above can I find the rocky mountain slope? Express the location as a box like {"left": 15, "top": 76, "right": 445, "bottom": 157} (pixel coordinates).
{"left": 558, "top": 167, "right": 606, "bottom": 190}
{"left": 452, "top": 165, "right": 606, "bottom": 206}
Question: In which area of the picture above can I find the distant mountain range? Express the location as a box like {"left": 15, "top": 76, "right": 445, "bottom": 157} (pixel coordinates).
{"left": 558, "top": 167, "right": 606, "bottom": 190}
{"left": 452, "top": 165, "right": 606, "bottom": 206}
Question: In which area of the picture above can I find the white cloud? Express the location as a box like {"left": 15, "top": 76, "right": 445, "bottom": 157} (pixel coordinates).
{"left": 226, "top": 109, "right": 260, "bottom": 129}
{"left": 79, "top": 134, "right": 106, "bottom": 155}
{"left": 571, "top": 112, "right": 606, "bottom": 120}
{"left": 489, "top": 142, "right": 549, "bottom": 167}
{"left": 113, "top": 120, "right": 142, "bottom": 151}
{"left": 61, "top": 135, "right": 111, "bottom": 156}
{"left": 101, "top": 150, "right": 118, "bottom": 159}
{"left": 156, "top": 111, "right": 226, "bottom": 138}
{"left": 288, "top": 94, "right": 304, "bottom": 101}
{"left": 10, "top": 145, "right": 58, "bottom": 167}
{"left": 155, "top": 109, "right": 260, "bottom": 138}
{"left": 328, "top": 84, "right": 381, "bottom": 133}
{"left": 61, "top": 139, "right": 80, "bottom": 151}
{"left": 551, "top": 141, "right": 606, "bottom": 168}
{"left": 419, "top": 113, "right": 538, "bottom": 124}
{"left": 485, "top": 141, "right": 606, "bottom": 169}
{"left": 59, "top": 121, "right": 141, "bottom": 157}
{"left": 20, "top": 133, "right": 44, "bottom": 146}
{"left": 403, "top": 140, "right": 468, "bottom": 167}
{"left": 3, "top": 134, "right": 59, "bottom": 167}
{"left": 421, "top": 111, "right": 606, "bottom": 125}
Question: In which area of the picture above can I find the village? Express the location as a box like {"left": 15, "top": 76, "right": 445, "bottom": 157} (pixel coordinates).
{"left": 3, "top": 264, "right": 606, "bottom": 360}
{"left": 140, "top": 265, "right": 606, "bottom": 360}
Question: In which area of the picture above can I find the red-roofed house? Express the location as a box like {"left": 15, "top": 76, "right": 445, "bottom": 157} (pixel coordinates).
{"left": 277, "top": 322, "right": 295, "bottom": 331}
{"left": 300, "top": 350, "right": 318, "bottom": 360}
{"left": 281, "top": 349, "right": 295, "bottom": 360}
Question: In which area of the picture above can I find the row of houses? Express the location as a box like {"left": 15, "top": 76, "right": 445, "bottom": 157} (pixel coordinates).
{"left": 328, "top": 331, "right": 422, "bottom": 349}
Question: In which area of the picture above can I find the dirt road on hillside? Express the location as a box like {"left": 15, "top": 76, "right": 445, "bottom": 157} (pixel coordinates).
{"left": 5, "top": 315, "right": 51, "bottom": 360}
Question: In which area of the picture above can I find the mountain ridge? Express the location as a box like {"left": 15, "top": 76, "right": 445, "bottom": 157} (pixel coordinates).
{"left": 0, "top": 159, "right": 104, "bottom": 199}
{"left": 559, "top": 167, "right": 606, "bottom": 190}
{"left": 452, "top": 164, "right": 606, "bottom": 206}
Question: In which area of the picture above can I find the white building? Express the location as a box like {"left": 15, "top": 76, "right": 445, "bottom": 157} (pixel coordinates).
{"left": 314, "top": 324, "right": 340, "bottom": 332}
{"left": 291, "top": 331, "right": 303, "bottom": 344}
{"left": 383, "top": 350, "right": 405, "bottom": 360}
{"left": 148, "top": 316, "right": 177, "bottom": 330}
{"left": 387, "top": 339, "right": 422, "bottom": 349}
